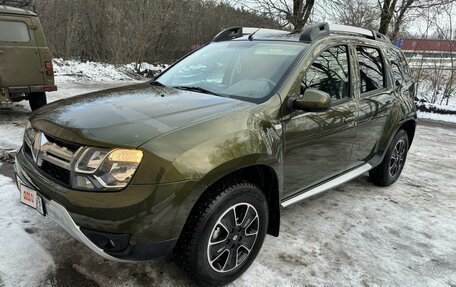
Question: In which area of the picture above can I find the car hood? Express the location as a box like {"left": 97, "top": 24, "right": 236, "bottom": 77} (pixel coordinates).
{"left": 31, "top": 83, "right": 254, "bottom": 148}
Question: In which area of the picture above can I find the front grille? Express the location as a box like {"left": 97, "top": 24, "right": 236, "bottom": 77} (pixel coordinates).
{"left": 45, "top": 134, "right": 80, "bottom": 153}
{"left": 41, "top": 161, "right": 71, "bottom": 186}
{"left": 24, "top": 143, "right": 32, "bottom": 157}
{"left": 24, "top": 131, "right": 82, "bottom": 187}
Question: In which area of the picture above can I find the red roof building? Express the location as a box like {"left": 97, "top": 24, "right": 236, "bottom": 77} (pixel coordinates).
{"left": 400, "top": 39, "right": 456, "bottom": 56}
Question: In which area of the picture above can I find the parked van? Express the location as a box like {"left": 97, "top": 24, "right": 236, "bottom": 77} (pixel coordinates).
{"left": 0, "top": 5, "right": 56, "bottom": 110}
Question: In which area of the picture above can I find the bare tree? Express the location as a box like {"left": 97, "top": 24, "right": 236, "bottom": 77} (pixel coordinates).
{"left": 32, "top": 0, "right": 280, "bottom": 64}
{"left": 248, "top": 0, "right": 315, "bottom": 32}
{"left": 409, "top": 3, "right": 456, "bottom": 106}
{"left": 434, "top": 4, "right": 456, "bottom": 105}
{"left": 379, "top": 0, "right": 456, "bottom": 39}
{"left": 325, "top": 0, "right": 378, "bottom": 28}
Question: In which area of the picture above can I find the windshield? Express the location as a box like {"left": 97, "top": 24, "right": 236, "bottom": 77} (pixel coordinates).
{"left": 156, "top": 41, "right": 307, "bottom": 103}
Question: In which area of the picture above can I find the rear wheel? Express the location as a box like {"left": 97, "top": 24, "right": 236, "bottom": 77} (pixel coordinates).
{"left": 174, "top": 181, "right": 268, "bottom": 286}
{"left": 29, "top": 92, "right": 47, "bottom": 111}
{"left": 370, "top": 129, "right": 409, "bottom": 186}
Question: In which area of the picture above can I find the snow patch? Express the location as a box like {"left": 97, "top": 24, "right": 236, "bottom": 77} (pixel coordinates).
{"left": 53, "top": 58, "right": 167, "bottom": 83}
{"left": 0, "top": 175, "right": 55, "bottom": 286}
{"left": 0, "top": 123, "right": 24, "bottom": 150}
{"left": 417, "top": 111, "right": 456, "bottom": 123}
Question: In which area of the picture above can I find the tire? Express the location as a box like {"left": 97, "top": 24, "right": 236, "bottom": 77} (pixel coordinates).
{"left": 370, "top": 129, "right": 409, "bottom": 186}
{"left": 29, "top": 92, "right": 47, "bottom": 111}
{"left": 174, "top": 181, "right": 268, "bottom": 287}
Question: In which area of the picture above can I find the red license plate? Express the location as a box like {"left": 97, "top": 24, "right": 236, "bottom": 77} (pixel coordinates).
{"left": 20, "top": 185, "right": 45, "bottom": 216}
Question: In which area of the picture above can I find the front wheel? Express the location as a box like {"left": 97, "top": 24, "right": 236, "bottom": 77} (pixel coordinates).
{"left": 370, "top": 129, "right": 409, "bottom": 186}
{"left": 174, "top": 181, "right": 268, "bottom": 286}
{"left": 29, "top": 92, "right": 47, "bottom": 111}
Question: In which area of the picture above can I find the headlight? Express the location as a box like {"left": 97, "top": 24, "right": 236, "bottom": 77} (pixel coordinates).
{"left": 73, "top": 148, "right": 143, "bottom": 191}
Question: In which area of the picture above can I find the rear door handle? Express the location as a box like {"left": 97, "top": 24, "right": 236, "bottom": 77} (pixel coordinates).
{"left": 344, "top": 117, "right": 356, "bottom": 123}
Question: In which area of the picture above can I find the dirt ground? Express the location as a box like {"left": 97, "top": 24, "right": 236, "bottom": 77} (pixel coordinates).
{"left": 0, "top": 84, "right": 455, "bottom": 287}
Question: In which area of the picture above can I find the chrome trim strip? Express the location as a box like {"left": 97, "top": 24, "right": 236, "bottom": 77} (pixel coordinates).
{"left": 25, "top": 131, "right": 81, "bottom": 171}
{"left": 46, "top": 144, "right": 77, "bottom": 162}
{"left": 42, "top": 154, "right": 71, "bottom": 170}
{"left": 281, "top": 163, "right": 373, "bottom": 208}
{"left": 328, "top": 23, "right": 373, "bottom": 38}
{"left": 46, "top": 200, "right": 131, "bottom": 262}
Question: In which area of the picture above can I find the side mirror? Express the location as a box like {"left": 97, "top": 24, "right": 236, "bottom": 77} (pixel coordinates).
{"left": 292, "top": 89, "right": 331, "bottom": 112}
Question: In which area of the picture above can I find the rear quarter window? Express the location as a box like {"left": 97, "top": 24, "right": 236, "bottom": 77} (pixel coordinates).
{"left": 386, "top": 48, "right": 411, "bottom": 86}
{"left": 0, "top": 20, "right": 30, "bottom": 42}
{"left": 356, "top": 46, "right": 385, "bottom": 94}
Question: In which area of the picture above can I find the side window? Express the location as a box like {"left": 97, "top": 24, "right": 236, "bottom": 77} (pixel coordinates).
{"left": 302, "top": 45, "right": 350, "bottom": 101}
{"left": 0, "top": 20, "right": 30, "bottom": 43}
{"left": 356, "top": 46, "right": 385, "bottom": 93}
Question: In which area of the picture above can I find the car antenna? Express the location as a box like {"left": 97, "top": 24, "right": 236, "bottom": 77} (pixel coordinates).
{"left": 248, "top": 28, "right": 261, "bottom": 41}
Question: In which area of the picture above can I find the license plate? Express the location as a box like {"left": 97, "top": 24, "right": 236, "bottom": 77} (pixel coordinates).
{"left": 20, "top": 185, "right": 45, "bottom": 216}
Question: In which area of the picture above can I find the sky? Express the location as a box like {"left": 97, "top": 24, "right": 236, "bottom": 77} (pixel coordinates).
{"left": 225, "top": 0, "right": 455, "bottom": 39}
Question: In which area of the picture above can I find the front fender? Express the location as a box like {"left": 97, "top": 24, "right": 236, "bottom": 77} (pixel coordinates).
{"left": 135, "top": 102, "right": 283, "bottom": 185}
{"left": 132, "top": 108, "right": 283, "bottom": 241}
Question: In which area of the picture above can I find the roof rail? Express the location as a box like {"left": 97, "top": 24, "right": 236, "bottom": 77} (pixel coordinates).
{"left": 213, "top": 26, "right": 288, "bottom": 42}
{"left": 299, "top": 23, "right": 330, "bottom": 43}
{"left": 300, "top": 22, "right": 391, "bottom": 44}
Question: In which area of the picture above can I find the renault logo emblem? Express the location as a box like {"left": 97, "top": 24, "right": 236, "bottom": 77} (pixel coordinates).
{"left": 32, "top": 132, "right": 49, "bottom": 166}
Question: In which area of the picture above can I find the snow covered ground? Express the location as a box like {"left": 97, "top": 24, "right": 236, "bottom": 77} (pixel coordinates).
{"left": 417, "top": 110, "right": 456, "bottom": 123}
{"left": 53, "top": 58, "right": 167, "bottom": 82}
{"left": 0, "top": 60, "right": 455, "bottom": 286}
{"left": 414, "top": 70, "right": 456, "bottom": 124}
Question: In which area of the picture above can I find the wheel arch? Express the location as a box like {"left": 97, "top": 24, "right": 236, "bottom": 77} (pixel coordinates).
{"left": 371, "top": 118, "right": 416, "bottom": 168}
{"left": 400, "top": 119, "right": 416, "bottom": 148}
{"left": 183, "top": 163, "right": 282, "bottom": 238}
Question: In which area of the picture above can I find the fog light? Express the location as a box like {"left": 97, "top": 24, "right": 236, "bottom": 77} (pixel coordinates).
{"left": 80, "top": 228, "right": 130, "bottom": 253}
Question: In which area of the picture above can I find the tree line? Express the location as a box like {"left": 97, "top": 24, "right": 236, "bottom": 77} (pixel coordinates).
{"left": 20, "top": 0, "right": 455, "bottom": 65}
{"left": 31, "top": 0, "right": 280, "bottom": 64}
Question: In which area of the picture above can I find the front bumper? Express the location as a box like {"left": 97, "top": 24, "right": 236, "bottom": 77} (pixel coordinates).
{"left": 14, "top": 148, "right": 184, "bottom": 261}
{"left": 15, "top": 171, "right": 129, "bottom": 261}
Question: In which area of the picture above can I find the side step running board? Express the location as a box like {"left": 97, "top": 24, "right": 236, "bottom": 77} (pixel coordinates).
{"left": 281, "top": 163, "right": 373, "bottom": 208}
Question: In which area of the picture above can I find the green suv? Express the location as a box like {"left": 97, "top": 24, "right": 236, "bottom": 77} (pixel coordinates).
{"left": 15, "top": 23, "right": 416, "bottom": 286}
{"left": 0, "top": 5, "right": 56, "bottom": 110}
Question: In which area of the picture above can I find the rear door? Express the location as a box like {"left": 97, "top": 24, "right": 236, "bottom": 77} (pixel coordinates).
{"left": 282, "top": 45, "right": 358, "bottom": 199}
{"left": 0, "top": 15, "right": 43, "bottom": 87}
{"left": 349, "top": 45, "right": 395, "bottom": 166}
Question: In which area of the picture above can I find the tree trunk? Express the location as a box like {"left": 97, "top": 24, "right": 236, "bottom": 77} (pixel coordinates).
{"left": 291, "top": 0, "right": 315, "bottom": 32}
{"left": 379, "top": 0, "right": 398, "bottom": 35}
{"left": 391, "top": 0, "right": 415, "bottom": 40}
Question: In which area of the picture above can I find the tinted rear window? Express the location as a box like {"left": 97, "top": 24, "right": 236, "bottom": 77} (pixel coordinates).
{"left": 357, "top": 46, "right": 385, "bottom": 93}
{"left": 0, "top": 20, "right": 30, "bottom": 42}
{"left": 387, "top": 48, "right": 411, "bottom": 86}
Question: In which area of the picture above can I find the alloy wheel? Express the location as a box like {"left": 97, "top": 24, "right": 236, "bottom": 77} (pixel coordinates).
{"left": 389, "top": 139, "right": 406, "bottom": 177}
{"left": 206, "top": 203, "right": 259, "bottom": 273}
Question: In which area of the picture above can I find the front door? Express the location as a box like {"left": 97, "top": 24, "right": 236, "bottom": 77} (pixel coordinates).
{"left": 282, "top": 45, "right": 357, "bottom": 199}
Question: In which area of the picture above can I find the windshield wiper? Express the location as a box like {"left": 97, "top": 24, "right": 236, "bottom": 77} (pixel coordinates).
{"left": 173, "top": 86, "right": 221, "bottom": 96}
